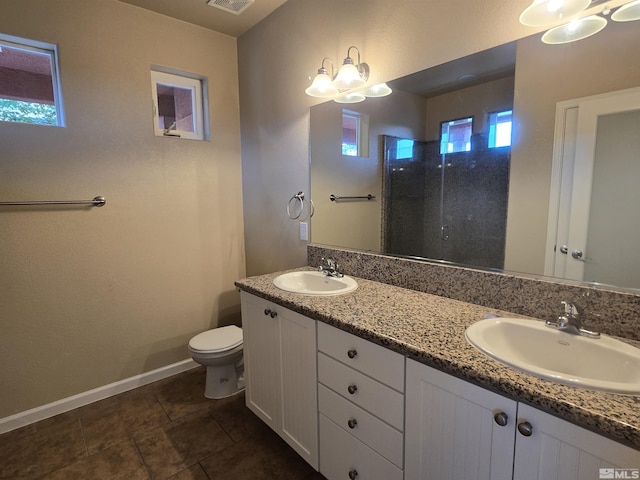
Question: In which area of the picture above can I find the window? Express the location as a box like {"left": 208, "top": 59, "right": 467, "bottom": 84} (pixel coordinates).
{"left": 488, "top": 110, "right": 513, "bottom": 148}
{"left": 342, "top": 110, "right": 369, "bottom": 157}
{"left": 396, "top": 139, "right": 415, "bottom": 160}
{"left": 151, "top": 69, "right": 206, "bottom": 140}
{"left": 440, "top": 117, "right": 473, "bottom": 154}
{"left": 0, "top": 34, "right": 64, "bottom": 126}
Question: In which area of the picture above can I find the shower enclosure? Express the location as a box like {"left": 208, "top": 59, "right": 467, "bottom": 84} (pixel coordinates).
{"left": 382, "top": 134, "right": 510, "bottom": 269}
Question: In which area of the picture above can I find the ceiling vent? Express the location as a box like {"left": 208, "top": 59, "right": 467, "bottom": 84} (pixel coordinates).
{"left": 206, "top": 0, "right": 255, "bottom": 15}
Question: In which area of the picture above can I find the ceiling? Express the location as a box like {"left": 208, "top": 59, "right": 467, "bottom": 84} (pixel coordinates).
{"left": 118, "top": 0, "right": 289, "bottom": 37}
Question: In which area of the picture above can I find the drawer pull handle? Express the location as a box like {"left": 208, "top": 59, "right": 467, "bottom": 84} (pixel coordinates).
{"left": 263, "top": 308, "right": 277, "bottom": 318}
{"left": 347, "top": 418, "right": 358, "bottom": 429}
{"left": 347, "top": 349, "right": 358, "bottom": 359}
{"left": 494, "top": 411, "right": 509, "bottom": 427}
{"left": 348, "top": 469, "right": 358, "bottom": 479}
{"left": 517, "top": 421, "right": 533, "bottom": 437}
{"left": 347, "top": 384, "right": 358, "bottom": 395}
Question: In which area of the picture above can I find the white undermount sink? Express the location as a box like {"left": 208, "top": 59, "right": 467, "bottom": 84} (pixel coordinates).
{"left": 465, "top": 317, "right": 640, "bottom": 394}
{"left": 273, "top": 271, "right": 358, "bottom": 296}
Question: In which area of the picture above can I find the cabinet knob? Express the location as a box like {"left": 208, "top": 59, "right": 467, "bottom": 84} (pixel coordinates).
{"left": 347, "top": 384, "right": 358, "bottom": 395}
{"left": 347, "top": 418, "right": 358, "bottom": 429}
{"left": 494, "top": 411, "right": 509, "bottom": 427}
{"left": 517, "top": 421, "right": 533, "bottom": 437}
{"left": 348, "top": 469, "right": 358, "bottom": 479}
{"left": 263, "top": 308, "right": 277, "bottom": 318}
{"left": 347, "top": 349, "right": 358, "bottom": 359}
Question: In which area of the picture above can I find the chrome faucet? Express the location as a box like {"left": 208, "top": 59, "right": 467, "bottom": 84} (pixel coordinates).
{"left": 545, "top": 301, "right": 600, "bottom": 338}
{"left": 318, "top": 257, "right": 343, "bottom": 278}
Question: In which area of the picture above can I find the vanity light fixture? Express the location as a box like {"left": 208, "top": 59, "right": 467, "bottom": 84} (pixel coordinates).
{"left": 612, "top": 0, "right": 640, "bottom": 21}
{"left": 333, "top": 46, "right": 369, "bottom": 90}
{"left": 305, "top": 58, "right": 339, "bottom": 97}
{"left": 334, "top": 91, "right": 367, "bottom": 104}
{"left": 306, "top": 46, "right": 391, "bottom": 102}
{"left": 519, "top": 0, "right": 592, "bottom": 26}
{"left": 541, "top": 14, "right": 607, "bottom": 43}
{"left": 360, "top": 82, "right": 393, "bottom": 97}
{"left": 520, "top": 0, "right": 640, "bottom": 44}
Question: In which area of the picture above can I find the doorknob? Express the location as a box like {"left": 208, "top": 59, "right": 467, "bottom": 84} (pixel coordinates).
{"left": 559, "top": 245, "right": 568, "bottom": 254}
{"left": 571, "top": 249, "right": 583, "bottom": 260}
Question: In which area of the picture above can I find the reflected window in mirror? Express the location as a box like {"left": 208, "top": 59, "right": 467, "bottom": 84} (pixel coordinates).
{"left": 488, "top": 110, "right": 513, "bottom": 148}
{"left": 342, "top": 109, "right": 369, "bottom": 157}
{"left": 396, "top": 139, "right": 415, "bottom": 160}
{"left": 440, "top": 117, "right": 473, "bottom": 154}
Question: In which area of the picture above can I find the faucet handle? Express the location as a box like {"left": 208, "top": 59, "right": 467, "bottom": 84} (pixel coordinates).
{"left": 561, "top": 300, "right": 579, "bottom": 318}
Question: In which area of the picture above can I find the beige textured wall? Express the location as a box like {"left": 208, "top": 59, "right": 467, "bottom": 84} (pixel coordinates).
{"left": 238, "top": 0, "right": 535, "bottom": 276}
{"left": 505, "top": 21, "right": 640, "bottom": 274}
{"left": 0, "top": 0, "right": 244, "bottom": 418}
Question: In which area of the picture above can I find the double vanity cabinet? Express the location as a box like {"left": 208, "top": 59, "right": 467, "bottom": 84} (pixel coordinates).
{"left": 239, "top": 290, "right": 640, "bottom": 480}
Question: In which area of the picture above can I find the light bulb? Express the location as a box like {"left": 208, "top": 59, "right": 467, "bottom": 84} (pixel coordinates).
{"left": 361, "top": 83, "right": 393, "bottom": 97}
{"left": 333, "top": 61, "right": 365, "bottom": 90}
{"left": 541, "top": 15, "right": 607, "bottom": 44}
{"left": 519, "top": 0, "right": 591, "bottom": 26}
{"left": 334, "top": 92, "right": 366, "bottom": 104}
{"left": 305, "top": 70, "right": 338, "bottom": 97}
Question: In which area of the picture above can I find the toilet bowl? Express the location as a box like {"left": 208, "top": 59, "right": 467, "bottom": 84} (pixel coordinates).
{"left": 188, "top": 325, "right": 244, "bottom": 399}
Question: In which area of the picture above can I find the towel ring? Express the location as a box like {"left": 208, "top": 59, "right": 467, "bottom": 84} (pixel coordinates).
{"left": 287, "top": 192, "right": 314, "bottom": 220}
{"left": 287, "top": 192, "right": 305, "bottom": 219}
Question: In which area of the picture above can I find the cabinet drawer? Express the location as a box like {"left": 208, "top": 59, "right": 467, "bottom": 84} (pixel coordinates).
{"left": 320, "top": 414, "right": 403, "bottom": 480}
{"left": 318, "top": 322, "right": 405, "bottom": 392}
{"left": 319, "top": 384, "right": 403, "bottom": 468}
{"left": 318, "top": 353, "right": 404, "bottom": 430}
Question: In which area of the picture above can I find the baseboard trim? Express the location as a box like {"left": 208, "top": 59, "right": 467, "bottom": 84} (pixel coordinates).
{"left": 0, "top": 358, "right": 199, "bottom": 434}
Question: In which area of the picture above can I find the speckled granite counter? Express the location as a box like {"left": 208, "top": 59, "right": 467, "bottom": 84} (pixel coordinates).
{"left": 236, "top": 268, "right": 640, "bottom": 451}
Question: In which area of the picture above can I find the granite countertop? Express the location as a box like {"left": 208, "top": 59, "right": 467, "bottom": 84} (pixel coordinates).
{"left": 235, "top": 268, "right": 640, "bottom": 450}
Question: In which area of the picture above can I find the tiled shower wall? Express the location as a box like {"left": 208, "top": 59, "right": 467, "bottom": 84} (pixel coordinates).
{"left": 308, "top": 245, "right": 640, "bottom": 341}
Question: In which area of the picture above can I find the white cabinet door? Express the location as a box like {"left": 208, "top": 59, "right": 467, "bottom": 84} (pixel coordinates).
{"left": 241, "top": 292, "right": 319, "bottom": 469}
{"left": 278, "top": 305, "right": 318, "bottom": 469}
{"left": 242, "top": 292, "right": 280, "bottom": 430}
{"left": 513, "top": 403, "right": 640, "bottom": 480}
{"left": 405, "top": 359, "right": 517, "bottom": 480}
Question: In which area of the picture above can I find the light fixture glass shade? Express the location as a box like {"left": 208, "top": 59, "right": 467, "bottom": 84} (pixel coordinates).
{"left": 541, "top": 15, "right": 607, "bottom": 44}
{"left": 612, "top": 0, "right": 640, "bottom": 21}
{"left": 333, "top": 62, "right": 366, "bottom": 90}
{"left": 361, "top": 83, "right": 393, "bottom": 97}
{"left": 305, "top": 72, "right": 338, "bottom": 97}
{"left": 334, "top": 92, "right": 366, "bottom": 104}
{"left": 519, "top": 0, "right": 591, "bottom": 26}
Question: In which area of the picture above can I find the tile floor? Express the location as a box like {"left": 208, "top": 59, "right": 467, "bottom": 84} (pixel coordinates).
{"left": 0, "top": 367, "right": 327, "bottom": 480}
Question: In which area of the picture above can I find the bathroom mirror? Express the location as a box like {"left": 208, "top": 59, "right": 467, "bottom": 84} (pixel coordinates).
{"left": 310, "top": 20, "right": 640, "bottom": 292}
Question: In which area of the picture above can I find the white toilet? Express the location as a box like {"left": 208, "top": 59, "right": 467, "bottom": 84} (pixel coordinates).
{"left": 188, "top": 325, "right": 245, "bottom": 399}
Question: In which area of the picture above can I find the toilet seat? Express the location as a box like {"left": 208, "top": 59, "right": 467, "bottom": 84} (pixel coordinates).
{"left": 189, "top": 325, "right": 243, "bottom": 353}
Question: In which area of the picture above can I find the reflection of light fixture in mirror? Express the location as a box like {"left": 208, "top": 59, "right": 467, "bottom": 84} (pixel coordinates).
{"left": 541, "top": 15, "right": 608, "bottom": 43}
{"left": 334, "top": 92, "right": 366, "bottom": 104}
{"left": 359, "top": 83, "right": 392, "bottom": 97}
{"left": 305, "top": 58, "right": 338, "bottom": 97}
{"left": 612, "top": 0, "right": 640, "bottom": 21}
{"left": 520, "top": 0, "right": 640, "bottom": 44}
{"left": 333, "top": 46, "right": 369, "bottom": 90}
{"left": 519, "top": 0, "right": 591, "bottom": 26}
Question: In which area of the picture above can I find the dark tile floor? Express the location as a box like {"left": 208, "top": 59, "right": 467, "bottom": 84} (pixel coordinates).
{"left": 0, "top": 367, "right": 326, "bottom": 480}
